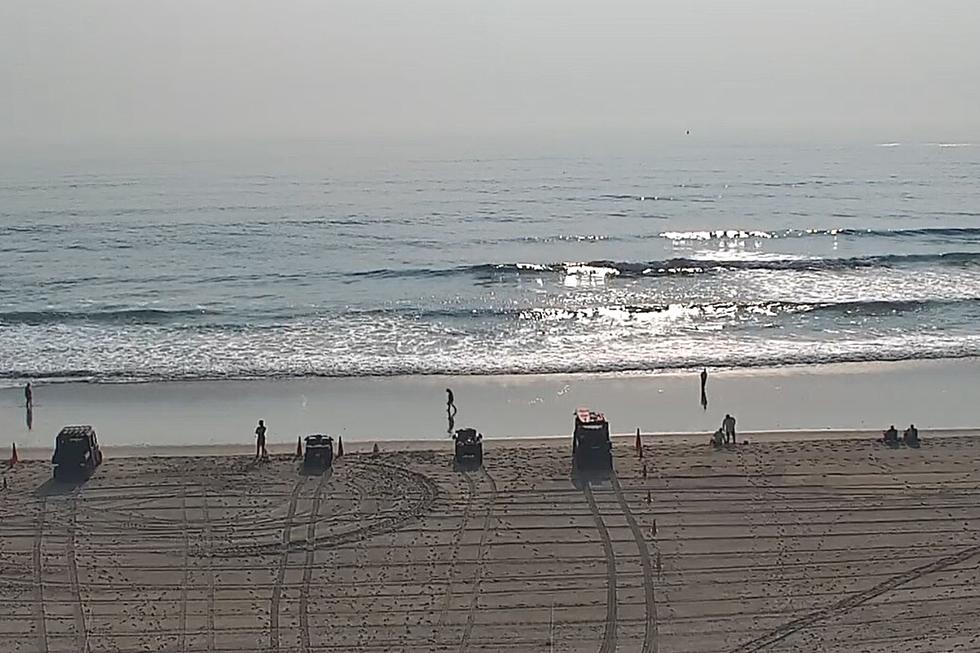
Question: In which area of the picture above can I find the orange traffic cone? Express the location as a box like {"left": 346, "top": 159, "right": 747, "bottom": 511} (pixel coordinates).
{"left": 337, "top": 436, "right": 344, "bottom": 457}
{"left": 635, "top": 428, "right": 643, "bottom": 459}
{"left": 295, "top": 437, "right": 302, "bottom": 458}
{"left": 9, "top": 443, "right": 19, "bottom": 466}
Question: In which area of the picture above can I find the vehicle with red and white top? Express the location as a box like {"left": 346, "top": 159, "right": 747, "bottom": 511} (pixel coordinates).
{"left": 572, "top": 408, "right": 612, "bottom": 469}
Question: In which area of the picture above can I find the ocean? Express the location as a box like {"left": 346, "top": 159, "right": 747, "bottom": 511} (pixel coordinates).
{"left": 2, "top": 140, "right": 979, "bottom": 385}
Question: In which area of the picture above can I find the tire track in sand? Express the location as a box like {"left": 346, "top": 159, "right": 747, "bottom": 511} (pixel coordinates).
{"left": 436, "top": 471, "right": 477, "bottom": 633}
{"left": 730, "top": 540, "right": 980, "bottom": 652}
{"left": 458, "top": 468, "right": 497, "bottom": 652}
{"left": 67, "top": 493, "right": 90, "bottom": 652}
{"left": 611, "top": 474, "right": 659, "bottom": 653}
{"left": 32, "top": 497, "right": 49, "bottom": 653}
{"left": 216, "top": 460, "right": 436, "bottom": 558}
{"left": 269, "top": 477, "right": 307, "bottom": 652}
{"left": 177, "top": 484, "right": 189, "bottom": 653}
{"left": 299, "top": 470, "right": 332, "bottom": 653}
{"left": 583, "top": 481, "right": 618, "bottom": 653}
{"left": 201, "top": 487, "right": 215, "bottom": 653}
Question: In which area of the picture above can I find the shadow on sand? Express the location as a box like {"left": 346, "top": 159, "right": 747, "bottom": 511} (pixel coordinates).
{"left": 570, "top": 464, "right": 612, "bottom": 490}
{"left": 35, "top": 475, "right": 91, "bottom": 498}
{"left": 299, "top": 463, "right": 334, "bottom": 479}
{"left": 452, "top": 458, "right": 483, "bottom": 473}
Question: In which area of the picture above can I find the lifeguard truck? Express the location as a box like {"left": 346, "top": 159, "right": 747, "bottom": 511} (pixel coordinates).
{"left": 572, "top": 408, "right": 612, "bottom": 470}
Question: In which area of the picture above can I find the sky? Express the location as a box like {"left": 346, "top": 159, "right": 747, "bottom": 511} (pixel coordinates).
{"left": 2, "top": 0, "right": 979, "bottom": 148}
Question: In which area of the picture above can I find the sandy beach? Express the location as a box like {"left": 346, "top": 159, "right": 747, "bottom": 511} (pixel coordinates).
{"left": 3, "top": 431, "right": 980, "bottom": 652}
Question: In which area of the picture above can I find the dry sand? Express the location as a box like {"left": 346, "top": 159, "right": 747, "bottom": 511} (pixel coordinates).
{"left": 2, "top": 434, "right": 980, "bottom": 652}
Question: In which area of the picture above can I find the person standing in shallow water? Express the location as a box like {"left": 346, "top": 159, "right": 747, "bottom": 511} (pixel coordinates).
{"left": 255, "top": 419, "right": 268, "bottom": 460}
{"left": 24, "top": 382, "right": 32, "bottom": 409}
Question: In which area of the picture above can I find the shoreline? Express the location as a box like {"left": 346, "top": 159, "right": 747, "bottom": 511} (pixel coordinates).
{"left": 4, "top": 354, "right": 979, "bottom": 388}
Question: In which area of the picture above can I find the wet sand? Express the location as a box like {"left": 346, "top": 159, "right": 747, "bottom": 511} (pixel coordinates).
{"left": 2, "top": 434, "right": 980, "bottom": 652}
{"left": 3, "top": 358, "right": 980, "bottom": 449}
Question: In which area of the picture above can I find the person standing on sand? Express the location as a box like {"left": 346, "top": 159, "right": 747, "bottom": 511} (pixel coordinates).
{"left": 24, "top": 382, "right": 32, "bottom": 409}
{"left": 255, "top": 420, "right": 268, "bottom": 460}
{"left": 723, "top": 414, "right": 736, "bottom": 444}
{"left": 446, "top": 388, "right": 456, "bottom": 416}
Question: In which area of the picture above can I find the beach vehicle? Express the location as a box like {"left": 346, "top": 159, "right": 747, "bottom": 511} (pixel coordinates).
{"left": 573, "top": 408, "right": 612, "bottom": 469}
{"left": 453, "top": 428, "right": 483, "bottom": 465}
{"left": 52, "top": 425, "right": 103, "bottom": 480}
{"left": 303, "top": 434, "right": 334, "bottom": 469}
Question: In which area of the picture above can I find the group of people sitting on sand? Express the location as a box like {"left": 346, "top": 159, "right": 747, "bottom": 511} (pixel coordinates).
{"left": 882, "top": 424, "right": 919, "bottom": 447}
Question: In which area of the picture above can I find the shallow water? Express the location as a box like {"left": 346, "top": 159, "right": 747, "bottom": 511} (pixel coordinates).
{"left": 2, "top": 141, "right": 979, "bottom": 383}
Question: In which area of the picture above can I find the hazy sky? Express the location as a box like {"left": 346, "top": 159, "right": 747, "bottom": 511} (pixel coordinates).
{"left": 2, "top": 0, "right": 979, "bottom": 147}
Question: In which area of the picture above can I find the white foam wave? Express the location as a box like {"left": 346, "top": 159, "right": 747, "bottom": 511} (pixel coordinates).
{"left": 661, "top": 229, "right": 775, "bottom": 241}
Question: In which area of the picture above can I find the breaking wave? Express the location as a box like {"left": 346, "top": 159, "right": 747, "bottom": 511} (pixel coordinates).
{"left": 350, "top": 252, "right": 980, "bottom": 281}
{"left": 0, "top": 308, "right": 215, "bottom": 326}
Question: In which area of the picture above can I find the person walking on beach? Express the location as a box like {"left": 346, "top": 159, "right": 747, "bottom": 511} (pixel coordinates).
{"left": 699, "top": 369, "right": 708, "bottom": 410}
{"left": 24, "top": 382, "right": 32, "bottom": 409}
{"left": 255, "top": 419, "right": 268, "bottom": 460}
{"left": 446, "top": 388, "right": 456, "bottom": 416}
